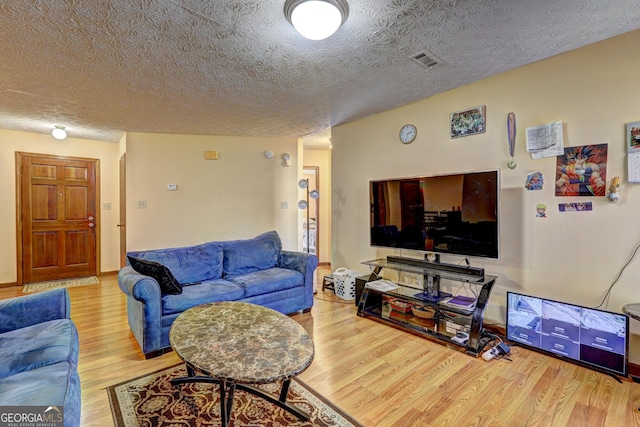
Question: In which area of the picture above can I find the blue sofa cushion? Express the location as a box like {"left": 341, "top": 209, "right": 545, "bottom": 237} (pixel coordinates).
{"left": 0, "top": 319, "right": 78, "bottom": 380}
{"left": 129, "top": 241, "right": 223, "bottom": 284}
{"left": 161, "top": 279, "right": 245, "bottom": 315}
{"left": 128, "top": 256, "right": 182, "bottom": 295}
{"left": 228, "top": 268, "right": 304, "bottom": 297}
{"left": 223, "top": 231, "right": 282, "bottom": 276}
{"left": 0, "top": 288, "right": 71, "bottom": 334}
{"left": 0, "top": 361, "right": 81, "bottom": 425}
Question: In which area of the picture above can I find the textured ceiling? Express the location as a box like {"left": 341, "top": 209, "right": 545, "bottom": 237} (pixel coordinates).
{"left": 1, "top": 1, "right": 639, "bottom": 147}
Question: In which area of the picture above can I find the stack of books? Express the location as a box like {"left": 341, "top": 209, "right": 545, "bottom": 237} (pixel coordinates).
{"left": 440, "top": 295, "right": 477, "bottom": 311}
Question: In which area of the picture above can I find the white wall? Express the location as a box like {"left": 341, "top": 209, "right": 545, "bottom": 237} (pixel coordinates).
{"left": 330, "top": 30, "right": 640, "bottom": 362}
{"left": 0, "top": 129, "right": 122, "bottom": 283}
{"left": 125, "top": 132, "right": 300, "bottom": 251}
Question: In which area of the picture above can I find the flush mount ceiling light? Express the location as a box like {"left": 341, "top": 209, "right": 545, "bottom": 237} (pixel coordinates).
{"left": 284, "top": 0, "right": 349, "bottom": 41}
{"left": 51, "top": 125, "right": 67, "bottom": 140}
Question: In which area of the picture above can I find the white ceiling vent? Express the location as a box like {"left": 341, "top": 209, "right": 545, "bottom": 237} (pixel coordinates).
{"left": 409, "top": 50, "right": 442, "bottom": 69}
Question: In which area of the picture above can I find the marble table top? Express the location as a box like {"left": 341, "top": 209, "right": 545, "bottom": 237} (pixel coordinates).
{"left": 622, "top": 303, "right": 640, "bottom": 321}
{"left": 169, "top": 301, "right": 314, "bottom": 384}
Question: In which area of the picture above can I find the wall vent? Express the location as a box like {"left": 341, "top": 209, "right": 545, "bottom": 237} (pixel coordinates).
{"left": 409, "top": 50, "right": 442, "bottom": 69}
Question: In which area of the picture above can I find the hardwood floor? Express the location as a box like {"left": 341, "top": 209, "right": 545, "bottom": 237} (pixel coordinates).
{"left": 2, "top": 266, "right": 639, "bottom": 426}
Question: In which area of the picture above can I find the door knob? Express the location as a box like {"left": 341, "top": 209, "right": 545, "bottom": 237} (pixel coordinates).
{"left": 88, "top": 216, "right": 94, "bottom": 221}
{"left": 88, "top": 223, "right": 95, "bottom": 228}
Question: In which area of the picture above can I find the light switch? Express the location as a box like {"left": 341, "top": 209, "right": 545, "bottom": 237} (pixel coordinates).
{"left": 281, "top": 201, "right": 288, "bottom": 209}
{"left": 102, "top": 202, "right": 112, "bottom": 210}
{"left": 167, "top": 184, "right": 178, "bottom": 191}
{"left": 137, "top": 200, "right": 147, "bottom": 208}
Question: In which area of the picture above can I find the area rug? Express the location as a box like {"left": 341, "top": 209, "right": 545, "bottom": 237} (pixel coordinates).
{"left": 107, "top": 364, "right": 363, "bottom": 427}
{"left": 22, "top": 276, "right": 99, "bottom": 293}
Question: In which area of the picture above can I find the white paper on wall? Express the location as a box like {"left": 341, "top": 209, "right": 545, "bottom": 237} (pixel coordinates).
{"left": 526, "top": 121, "right": 565, "bottom": 159}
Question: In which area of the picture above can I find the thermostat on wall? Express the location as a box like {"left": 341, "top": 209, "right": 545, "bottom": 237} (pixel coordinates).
{"left": 204, "top": 151, "right": 219, "bottom": 160}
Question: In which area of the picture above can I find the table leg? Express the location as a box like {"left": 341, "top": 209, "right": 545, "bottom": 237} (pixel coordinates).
{"left": 219, "top": 378, "right": 236, "bottom": 427}
{"left": 171, "top": 363, "right": 219, "bottom": 387}
{"left": 279, "top": 378, "right": 291, "bottom": 402}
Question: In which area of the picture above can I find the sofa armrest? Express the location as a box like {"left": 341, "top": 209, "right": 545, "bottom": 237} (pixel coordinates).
{"left": 0, "top": 288, "right": 71, "bottom": 334}
{"left": 118, "top": 266, "right": 162, "bottom": 304}
{"left": 279, "top": 250, "right": 319, "bottom": 288}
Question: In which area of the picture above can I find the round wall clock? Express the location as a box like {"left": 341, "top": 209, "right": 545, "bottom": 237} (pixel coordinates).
{"left": 399, "top": 124, "right": 417, "bottom": 144}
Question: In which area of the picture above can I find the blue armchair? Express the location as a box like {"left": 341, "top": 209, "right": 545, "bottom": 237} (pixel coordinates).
{"left": 0, "top": 288, "right": 81, "bottom": 427}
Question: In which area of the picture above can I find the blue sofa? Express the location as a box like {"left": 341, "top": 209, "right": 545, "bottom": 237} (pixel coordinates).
{"left": 118, "top": 231, "right": 318, "bottom": 358}
{"left": 0, "top": 288, "right": 81, "bottom": 427}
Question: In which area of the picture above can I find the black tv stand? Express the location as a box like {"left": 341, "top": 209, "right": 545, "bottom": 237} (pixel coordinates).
{"left": 358, "top": 258, "right": 496, "bottom": 356}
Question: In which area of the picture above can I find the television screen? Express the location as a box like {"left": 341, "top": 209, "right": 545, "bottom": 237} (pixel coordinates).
{"left": 506, "top": 292, "right": 628, "bottom": 377}
{"left": 369, "top": 170, "right": 499, "bottom": 259}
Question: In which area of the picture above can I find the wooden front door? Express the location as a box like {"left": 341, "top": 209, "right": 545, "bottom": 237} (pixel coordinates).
{"left": 17, "top": 152, "right": 99, "bottom": 284}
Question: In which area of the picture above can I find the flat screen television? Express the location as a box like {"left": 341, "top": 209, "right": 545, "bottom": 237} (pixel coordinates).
{"left": 369, "top": 170, "right": 499, "bottom": 259}
{"left": 506, "top": 292, "right": 629, "bottom": 378}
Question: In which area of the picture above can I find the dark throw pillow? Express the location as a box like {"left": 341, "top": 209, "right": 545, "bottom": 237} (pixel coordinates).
{"left": 127, "top": 256, "right": 182, "bottom": 295}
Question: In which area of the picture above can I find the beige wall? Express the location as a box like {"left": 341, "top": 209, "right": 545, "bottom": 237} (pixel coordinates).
{"left": 0, "top": 130, "right": 303, "bottom": 284}
{"left": 330, "top": 30, "right": 640, "bottom": 362}
{"left": 302, "top": 149, "right": 331, "bottom": 263}
{"left": 0, "top": 129, "right": 122, "bottom": 283}
{"left": 125, "top": 132, "right": 300, "bottom": 251}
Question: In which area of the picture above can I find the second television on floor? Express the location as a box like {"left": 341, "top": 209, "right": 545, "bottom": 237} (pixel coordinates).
{"left": 506, "top": 291, "right": 629, "bottom": 378}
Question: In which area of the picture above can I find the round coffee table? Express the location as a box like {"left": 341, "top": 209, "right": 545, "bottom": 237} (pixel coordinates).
{"left": 622, "top": 303, "right": 640, "bottom": 321}
{"left": 169, "top": 301, "right": 315, "bottom": 426}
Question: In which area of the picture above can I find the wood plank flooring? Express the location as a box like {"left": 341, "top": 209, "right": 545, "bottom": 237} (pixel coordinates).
{"left": 1, "top": 266, "right": 639, "bottom": 426}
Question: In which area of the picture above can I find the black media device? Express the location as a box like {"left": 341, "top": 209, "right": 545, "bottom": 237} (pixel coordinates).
{"left": 387, "top": 255, "right": 484, "bottom": 279}
{"left": 370, "top": 170, "right": 499, "bottom": 260}
{"left": 506, "top": 291, "right": 629, "bottom": 378}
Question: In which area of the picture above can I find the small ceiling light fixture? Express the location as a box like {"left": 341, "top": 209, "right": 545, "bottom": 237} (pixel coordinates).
{"left": 284, "top": 0, "right": 349, "bottom": 41}
{"left": 51, "top": 125, "right": 67, "bottom": 140}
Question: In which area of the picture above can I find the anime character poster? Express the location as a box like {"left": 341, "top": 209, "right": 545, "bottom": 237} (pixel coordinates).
{"left": 555, "top": 144, "right": 607, "bottom": 196}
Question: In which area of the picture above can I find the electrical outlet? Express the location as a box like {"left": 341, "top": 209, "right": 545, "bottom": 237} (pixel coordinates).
{"left": 167, "top": 184, "right": 177, "bottom": 191}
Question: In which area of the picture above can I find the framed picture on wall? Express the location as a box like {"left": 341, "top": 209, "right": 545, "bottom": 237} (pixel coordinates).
{"left": 626, "top": 121, "right": 640, "bottom": 152}
{"left": 450, "top": 105, "right": 486, "bottom": 138}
